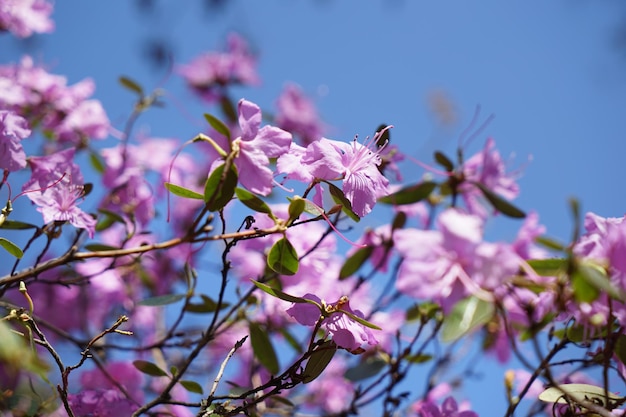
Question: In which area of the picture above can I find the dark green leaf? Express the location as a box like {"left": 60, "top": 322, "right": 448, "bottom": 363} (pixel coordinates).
{"left": 82, "top": 183, "right": 93, "bottom": 198}
{"left": 119, "top": 76, "right": 144, "bottom": 95}
{"left": 571, "top": 269, "right": 600, "bottom": 303}
{"left": 344, "top": 356, "right": 386, "bottom": 381}
{"left": 327, "top": 182, "right": 360, "bottom": 222}
{"left": 133, "top": 360, "right": 168, "bottom": 377}
{"left": 375, "top": 124, "right": 391, "bottom": 147}
{"left": 378, "top": 181, "right": 437, "bottom": 205}
{"left": 472, "top": 182, "right": 525, "bottom": 218}
{"left": 138, "top": 294, "right": 186, "bottom": 307}
{"left": 391, "top": 211, "right": 407, "bottom": 230}
{"left": 441, "top": 296, "right": 494, "bottom": 343}
{"left": 164, "top": 182, "right": 204, "bottom": 200}
{"left": 339, "top": 309, "right": 382, "bottom": 330}
{"left": 235, "top": 188, "right": 273, "bottom": 216}
{"left": 251, "top": 280, "right": 322, "bottom": 307}
{"left": 185, "top": 294, "right": 231, "bottom": 313}
{"left": 615, "top": 334, "right": 626, "bottom": 366}
{"left": 219, "top": 95, "right": 238, "bottom": 124}
{"left": 0, "top": 238, "right": 22, "bottom": 258}
{"left": 204, "top": 113, "right": 231, "bottom": 141}
{"left": 405, "top": 353, "right": 433, "bottom": 364}
{"left": 527, "top": 258, "right": 567, "bottom": 277}
{"left": 204, "top": 163, "right": 238, "bottom": 211}
{"left": 434, "top": 151, "right": 454, "bottom": 171}
{"left": 89, "top": 151, "right": 106, "bottom": 174}
{"left": 84, "top": 243, "right": 119, "bottom": 252}
{"left": 267, "top": 237, "right": 299, "bottom": 276}
{"left": 339, "top": 246, "right": 374, "bottom": 280}
{"left": 303, "top": 341, "right": 336, "bottom": 383}
{"left": 0, "top": 220, "right": 37, "bottom": 230}
{"left": 180, "top": 380, "right": 203, "bottom": 394}
{"left": 249, "top": 322, "right": 279, "bottom": 374}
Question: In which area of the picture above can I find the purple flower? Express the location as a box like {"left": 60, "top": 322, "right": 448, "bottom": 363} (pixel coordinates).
{"left": 414, "top": 396, "right": 479, "bottom": 417}
{"left": 0, "top": 56, "right": 109, "bottom": 147}
{"left": 0, "top": 109, "right": 30, "bottom": 171}
{"left": 460, "top": 138, "right": 521, "bottom": 219}
{"left": 24, "top": 148, "right": 96, "bottom": 237}
{"left": 277, "top": 130, "right": 390, "bottom": 217}
{"left": 218, "top": 99, "right": 291, "bottom": 196}
{"left": 177, "top": 33, "right": 259, "bottom": 102}
{"left": 395, "top": 209, "right": 521, "bottom": 312}
{"left": 275, "top": 83, "right": 325, "bottom": 145}
{"left": 0, "top": 0, "right": 54, "bottom": 38}
{"left": 287, "top": 293, "right": 378, "bottom": 352}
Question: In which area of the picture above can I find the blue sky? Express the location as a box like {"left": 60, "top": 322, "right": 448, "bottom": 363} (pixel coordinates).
{"left": 2, "top": 1, "right": 626, "bottom": 415}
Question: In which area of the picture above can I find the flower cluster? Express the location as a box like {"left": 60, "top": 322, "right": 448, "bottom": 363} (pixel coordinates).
{"left": 0, "top": 0, "right": 54, "bottom": 38}
{"left": 0, "top": 56, "right": 109, "bottom": 147}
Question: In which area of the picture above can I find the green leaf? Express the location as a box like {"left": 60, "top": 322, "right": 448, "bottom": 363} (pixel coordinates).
{"left": 472, "top": 181, "right": 526, "bottom": 218}
{"left": 204, "top": 163, "right": 238, "bottom": 211}
{"left": 164, "top": 182, "right": 204, "bottom": 200}
{"left": 249, "top": 322, "right": 279, "bottom": 374}
{"left": 378, "top": 181, "right": 437, "bottom": 205}
{"left": 405, "top": 353, "right": 433, "bottom": 364}
{"left": 535, "top": 236, "right": 566, "bottom": 251}
{"left": 267, "top": 237, "right": 299, "bottom": 276}
{"left": 219, "top": 95, "right": 238, "bottom": 124}
{"left": 575, "top": 261, "right": 622, "bottom": 300}
{"left": 180, "top": 380, "right": 203, "bottom": 394}
{"left": 441, "top": 296, "right": 494, "bottom": 343}
{"left": 327, "top": 182, "right": 360, "bottom": 222}
{"left": 235, "top": 188, "right": 273, "bottom": 216}
{"left": 89, "top": 151, "right": 106, "bottom": 174}
{"left": 185, "top": 294, "right": 231, "bottom": 313}
{"left": 571, "top": 268, "right": 599, "bottom": 303}
{"left": 251, "top": 280, "right": 322, "bottom": 307}
{"left": 133, "top": 360, "right": 168, "bottom": 377}
{"left": 344, "top": 356, "right": 386, "bottom": 381}
{"left": 0, "top": 320, "right": 49, "bottom": 377}
{"left": 338, "top": 309, "right": 382, "bottom": 330}
{"left": 138, "top": 294, "right": 186, "bottom": 307}
{"left": 84, "top": 243, "right": 119, "bottom": 252}
{"left": 434, "top": 151, "right": 454, "bottom": 171}
{"left": 303, "top": 341, "right": 336, "bottom": 383}
{"left": 204, "top": 113, "right": 231, "bottom": 141}
{"left": 119, "top": 76, "right": 144, "bottom": 95}
{"left": 391, "top": 211, "right": 407, "bottom": 230}
{"left": 0, "top": 237, "right": 22, "bottom": 258}
{"left": 287, "top": 197, "right": 306, "bottom": 225}
{"left": 538, "top": 383, "right": 624, "bottom": 407}
{"left": 0, "top": 220, "right": 37, "bottom": 230}
{"left": 615, "top": 334, "right": 626, "bottom": 366}
{"left": 339, "top": 246, "right": 374, "bottom": 280}
{"left": 527, "top": 258, "right": 567, "bottom": 277}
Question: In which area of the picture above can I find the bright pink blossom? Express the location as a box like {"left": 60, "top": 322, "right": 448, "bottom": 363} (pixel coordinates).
{"left": 0, "top": 0, "right": 54, "bottom": 38}
{"left": 213, "top": 99, "right": 291, "bottom": 196}
{"left": 0, "top": 109, "right": 30, "bottom": 171}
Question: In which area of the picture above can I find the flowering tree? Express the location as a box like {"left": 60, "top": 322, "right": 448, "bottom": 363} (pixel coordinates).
{"left": 1, "top": 3, "right": 625, "bottom": 417}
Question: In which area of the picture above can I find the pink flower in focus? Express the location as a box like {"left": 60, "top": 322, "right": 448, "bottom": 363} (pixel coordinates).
{"left": 286, "top": 293, "right": 378, "bottom": 352}
{"left": 0, "top": 0, "right": 54, "bottom": 38}
{"left": 214, "top": 99, "right": 291, "bottom": 196}
{"left": 24, "top": 148, "right": 95, "bottom": 237}
{"left": 0, "top": 109, "right": 30, "bottom": 171}
{"left": 275, "top": 83, "right": 325, "bottom": 145}
{"left": 277, "top": 129, "right": 390, "bottom": 217}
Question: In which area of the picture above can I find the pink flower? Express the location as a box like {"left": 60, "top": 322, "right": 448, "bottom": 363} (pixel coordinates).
{"left": 177, "top": 33, "right": 259, "bottom": 102}
{"left": 275, "top": 83, "right": 325, "bottom": 145}
{"left": 286, "top": 293, "right": 378, "bottom": 352}
{"left": 414, "top": 396, "right": 479, "bottom": 417}
{"left": 395, "top": 209, "right": 520, "bottom": 312}
{"left": 460, "top": 138, "right": 521, "bottom": 219}
{"left": 215, "top": 99, "right": 291, "bottom": 196}
{"left": 0, "top": 0, "right": 54, "bottom": 38}
{"left": 277, "top": 129, "right": 390, "bottom": 217}
{"left": 0, "top": 110, "right": 30, "bottom": 171}
{"left": 24, "top": 148, "right": 95, "bottom": 237}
